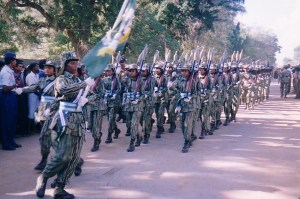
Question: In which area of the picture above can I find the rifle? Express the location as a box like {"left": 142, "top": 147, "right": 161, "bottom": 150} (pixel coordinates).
{"left": 135, "top": 44, "right": 148, "bottom": 95}
{"left": 187, "top": 46, "right": 199, "bottom": 93}
{"left": 143, "top": 50, "right": 159, "bottom": 91}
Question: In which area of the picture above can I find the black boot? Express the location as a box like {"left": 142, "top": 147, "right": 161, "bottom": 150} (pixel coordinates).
{"left": 51, "top": 179, "right": 58, "bottom": 188}
{"left": 74, "top": 158, "right": 84, "bottom": 176}
{"left": 54, "top": 183, "right": 75, "bottom": 199}
{"left": 105, "top": 132, "right": 113, "bottom": 144}
{"left": 207, "top": 129, "right": 214, "bottom": 135}
{"left": 199, "top": 129, "right": 205, "bottom": 139}
{"left": 168, "top": 122, "right": 176, "bottom": 133}
{"left": 215, "top": 121, "right": 221, "bottom": 129}
{"left": 113, "top": 128, "right": 121, "bottom": 139}
{"left": 125, "top": 128, "right": 131, "bottom": 136}
{"left": 143, "top": 134, "right": 149, "bottom": 144}
{"left": 127, "top": 139, "right": 135, "bottom": 152}
{"left": 182, "top": 140, "right": 190, "bottom": 153}
{"left": 223, "top": 118, "right": 229, "bottom": 126}
{"left": 34, "top": 155, "right": 48, "bottom": 171}
{"left": 91, "top": 139, "right": 100, "bottom": 152}
{"left": 156, "top": 126, "right": 162, "bottom": 138}
{"left": 191, "top": 133, "right": 197, "bottom": 142}
{"left": 135, "top": 135, "right": 143, "bottom": 147}
{"left": 36, "top": 174, "right": 48, "bottom": 198}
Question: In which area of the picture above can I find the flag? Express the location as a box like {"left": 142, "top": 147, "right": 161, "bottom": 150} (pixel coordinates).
{"left": 83, "top": 0, "right": 136, "bottom": 78}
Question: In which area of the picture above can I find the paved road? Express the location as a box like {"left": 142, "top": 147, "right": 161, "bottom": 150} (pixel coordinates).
{"left": 1, "top": 81, "right": 300, "bottom": 199}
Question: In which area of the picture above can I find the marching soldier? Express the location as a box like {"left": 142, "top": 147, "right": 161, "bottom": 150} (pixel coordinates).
{"left": 241, "top": 64, "right": 254, "bottom": 109}
{"left": 123, "top": 64, "right": 144, "bottom": 152}
{"left": 103, "top": 64, "right": 121, "bottom": 144}
{"left": 90, "top": 75, "right": 106, "bottom": 152}
{"left": 230, "top": 62, "right": 241, "bottom": 122}
{"left": 198, "top": 63, "right": 212, "bottom": 139}
{"left": 165, "top": 63, "right": 177, "bottom": 133}
{"left": 36, "top": 51, "right": 95, "bottom": 199}
{"left": 279, "top": 65, "right": 291, "bottom": 98}
{"left": 153, "top": 63, "right": 168, "bottom": 138}
{"left": 209, "top": 64, "right": 221, "bottom": 131}
{"left": 171, "top": 64, "right": 196, "bottom": 153}
{"left": 140, "top": 64, "right": 156, "bottom": 143}
{"left": 222, "top": 63, "right": 233, "bottom": 126}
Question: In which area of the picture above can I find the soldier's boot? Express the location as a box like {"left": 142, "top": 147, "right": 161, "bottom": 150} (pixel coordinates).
{"left": 207, "top": 129, "right": 214, "bottom": 135}
{"left": 223, "top": 118, "right": 229, "bottom": 126}
{"left": 156, "top": 126, "right": 162, "bottom": 138}
{"left": 143, "top": 134, "right": 149, "bottom": 144}
{"left": 91, "top": 139, "right": 100, "bottom": 152}
{"left": 51, "top": 179, "right": 58, "bottom": 188}
{"left": 34, "top": 155, "right": 48, "bottom": 171}
{"left": 113, "top": 128, "right": 121, "bottom": 139}
{"left": 53, "top": 183, "right": 74, "bottom": 199}
{"left": 210, "top": 123, "right": 216, "bottom": 132}
{"left": 125, "top": 128, "right": 131, "bottom": 136}
{"left": 74, "top": 158, "right": 84, "bottom": 176}
{"left": 199, "top": 129, "right": 205, "bottom": 139}
{"left": 36, "top": 174, "right": 48, "bottom": 198}
{"left": 168, "top": 122, "right": 176, "bottom": 133}
{"left": 181, "top": 140, "right": 190, "bottom": 153}
{"left": 191, "top": 133, "right": 197, "bottom": 142}
{"left": 105, "top": 132, "right": 113, "bottom": 144}
{"left": 216, "top": 120, "right": 221, "bottom": 129}
{"left": 127, "top": 139, "right": 135, "bottom": 152}
{"left": 135, "top": 134, "right": 143, "bottom": 147}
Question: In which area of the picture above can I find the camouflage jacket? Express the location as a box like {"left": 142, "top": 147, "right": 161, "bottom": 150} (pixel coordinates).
{"left": 141, "top": 76, "right": 156, "bottom": 107}
{"left": 153, "top": 74, "right": 168, "bottom": 103}
{"left": 102, "top": 75, "right": 121, "bottom": 107}
{"left": 123, "top": 76, "right": 143, "bottom": 112}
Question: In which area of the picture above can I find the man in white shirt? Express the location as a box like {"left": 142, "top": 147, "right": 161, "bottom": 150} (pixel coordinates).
{"left": 0, "top": 52, "right": 22, "bottom": 150}
{"left": 26, "top": 62, "right": 40, "bottom": 134}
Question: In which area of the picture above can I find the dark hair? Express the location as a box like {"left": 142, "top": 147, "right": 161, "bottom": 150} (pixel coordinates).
{"left": 39, "top": 59, "right": 47, "bottom": 70}
{"left": 0, "top": 60, "right": 4, "bottom": 68}
{"left": 4, "top": 57, "right": 15, "bottom": 65}
{"left": 28, "top": 62, "right": 38, "bottom": 71}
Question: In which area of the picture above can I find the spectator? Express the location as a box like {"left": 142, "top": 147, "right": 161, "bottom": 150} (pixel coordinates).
{"left": 0, "top": 52, "right": 22, "bottom": 150}
{"left": 14, "top": 60, "right": 29, "bottom": 137}
{"left": 26, "top": 62, "right": 40, "bottom": 134}
{"left": 38, "top": 59, "right": 46, "bottom": 78}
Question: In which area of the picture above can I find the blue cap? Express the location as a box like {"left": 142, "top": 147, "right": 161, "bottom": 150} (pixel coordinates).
{"left": 4, "top": 52, "right": 16, "bottom": 59}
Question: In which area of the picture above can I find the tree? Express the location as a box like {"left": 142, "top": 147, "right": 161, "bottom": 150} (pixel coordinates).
{"left": 3, "top": 0, "right": 123, "bottom": 58}
{"left": 283, "top": 57, "right": 292, "bottom": 65}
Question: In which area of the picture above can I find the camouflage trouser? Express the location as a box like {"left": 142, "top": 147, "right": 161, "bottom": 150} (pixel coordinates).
{"left": 180, "top": 111, "right": 194, "bottom": 141}
{"left": 39, "top": 119, "right": 53, "bottom": 157}
{"left": 223, "top": 91, "right": 232, "bottom": 119}
{"left": 280, "top": 82, "right": 289, "bottom": 96}
{"left": 200, "top": 102, "right": 210, "bottom": 131}
{"left": 141, "top": 106, "right": 154, "bottom": 136}
{"left": 296, "top": 81, "right": 300, "bottom": 98}
{"left": 166, "top": 99, "right": 176, "bottom": 123}
{"left": 126, "top": 111, "right": 141, "bottom": 140}
{"left": 210, "top": 101, "right": 217, "bottom": 123}
{"left": 43, "top": 132, "right": 84, "bottom": 185}
{"left": 107, "top": 107, "right": 118, "bottom": 135}
{"left": 90, "top": 110, "right": 104, "bottom": 141}
{"left": 231, "top": 89, "right": 240, "bottom": 115}
{"left": 83, "top": 104, "right": 92, "bottom": 129}
{"left": 241, "top": 88, "right": 251, "bottom": 104}
{"left": 192, "top": 106, "right": 200, "bottom": 135}
{"left": 155, "top": 102, "right": 165, "bottom": 127}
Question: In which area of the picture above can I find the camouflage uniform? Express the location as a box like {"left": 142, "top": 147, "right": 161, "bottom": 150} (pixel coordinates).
{"left": 140, "top": 64, "right": 156, "bottom": 143}
{"left": 153, "top": 64, "right": 168, "bottom": 138}
{"left": 279, "top": 66, "right": 291, "bottom": 98}
{"left": 209, "top": 64, "right": 221, "bottom": 131}
{"left": 36, "top": 52, "right": 92, "bottom": 199}
{"left": 198, "top": 65, "right": 212, "bottom": 139}
{"left": 123, "top": 64, "right": 144, "bottom": 152}
{"left": 171, "top": 65, "right": 196, "bottom": 153}
{"left": 222, "top": 64, "right": 233, "bottom": 126}
{"left": 165, "top": 64, "right": 177, "bottom": 133}
{"left": 191, "top": 70, "right": 201, "bottom": 141}
{"left": 241, "top": 65, "right": 254, "bottom": 109}
{"left": 90, "top": 77, "right": 106, "bottom": 152}
{"left": 103, "top": 65, "right": 121, "bottom": 144}
{"left": 230, "top": 64, "right": 241, "bottom": 122}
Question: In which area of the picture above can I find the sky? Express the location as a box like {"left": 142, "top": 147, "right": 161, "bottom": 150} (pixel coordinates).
{"left": 237, "top": 0, "right": 300, "bottom": 65}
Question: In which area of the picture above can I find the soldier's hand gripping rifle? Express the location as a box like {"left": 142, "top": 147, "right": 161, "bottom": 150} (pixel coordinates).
{"left": 109, "top": 51, "right": 121, "bottom": 100}
{"left": 186, "top": 46, "right": 199, "bottom": 94}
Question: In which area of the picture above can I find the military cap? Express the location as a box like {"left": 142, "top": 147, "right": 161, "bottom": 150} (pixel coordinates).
{"left": 209, "top": 64, "right": 218, "bottom": 70}
{"left": 128, "top": 64, "right": 138, "bottom": 70}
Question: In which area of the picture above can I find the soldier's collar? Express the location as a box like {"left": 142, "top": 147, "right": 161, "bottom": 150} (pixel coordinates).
{"left": 46, "top": 75, "right": 55, "bottom": 80}
{"left": 64, "top": 71, "right": 75, "bottom": 78}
